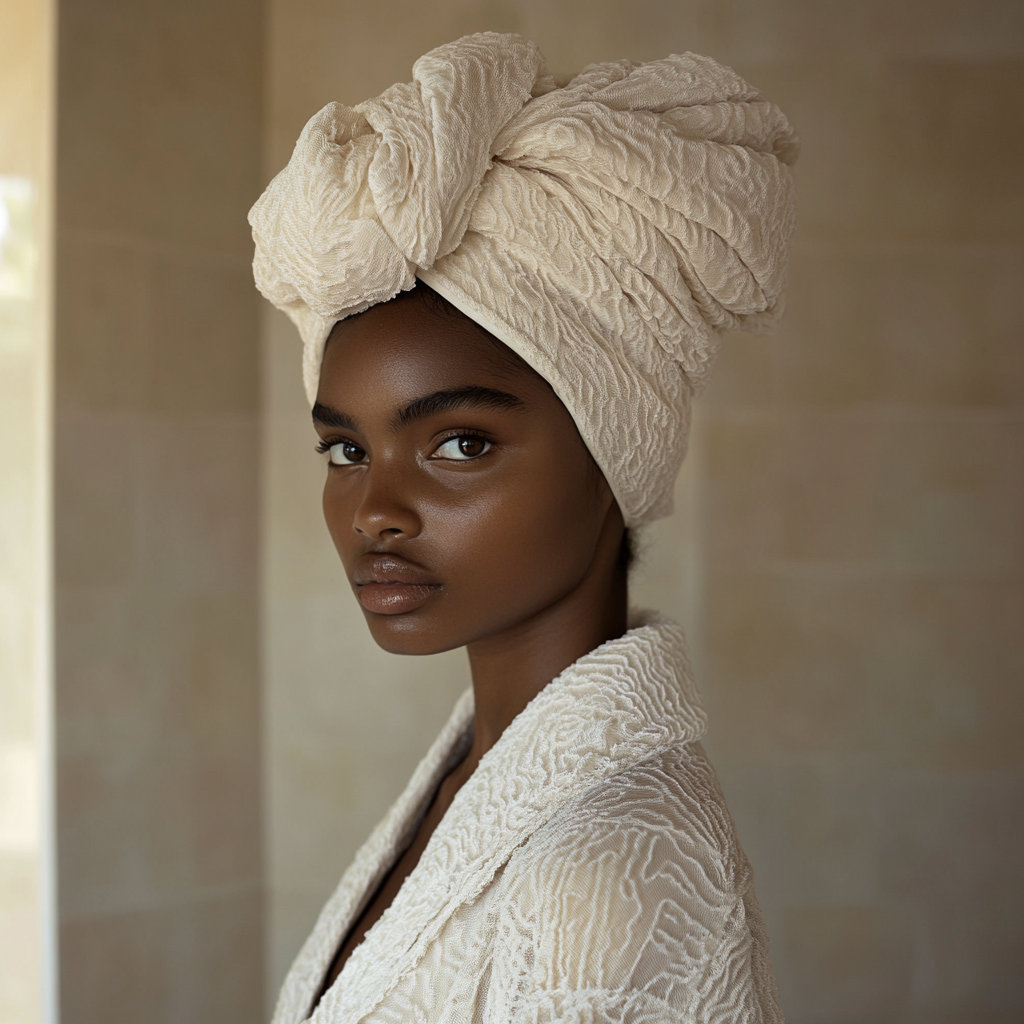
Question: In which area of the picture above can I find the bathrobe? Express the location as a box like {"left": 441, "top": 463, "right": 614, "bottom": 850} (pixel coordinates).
{"left": 272, "top": 613, "right": 782, "bottom": 1024}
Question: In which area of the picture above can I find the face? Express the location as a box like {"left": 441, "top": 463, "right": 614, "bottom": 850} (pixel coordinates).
{"left": 313, "top": 286, "right": 622, "bottom": 656}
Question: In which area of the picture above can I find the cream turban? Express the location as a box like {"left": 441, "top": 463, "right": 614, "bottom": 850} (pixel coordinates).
{"left": 249, "top": 33, "right": 798, "bottom": 527}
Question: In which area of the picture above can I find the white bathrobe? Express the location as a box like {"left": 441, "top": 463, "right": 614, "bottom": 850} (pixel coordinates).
{"left": 272, "top": 614, "right": 782, "bottom": 1024}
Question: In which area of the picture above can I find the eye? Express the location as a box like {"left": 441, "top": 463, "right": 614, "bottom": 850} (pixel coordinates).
{"left": 328, "top": 440, "right": 367, "bottom": 465}
{"left": 434, "top": 435, "right": 492, "bottom": 461}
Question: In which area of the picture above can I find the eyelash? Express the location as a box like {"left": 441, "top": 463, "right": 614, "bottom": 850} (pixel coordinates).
{"left": 314, "top": 431, "right": 496, "bottom": 460}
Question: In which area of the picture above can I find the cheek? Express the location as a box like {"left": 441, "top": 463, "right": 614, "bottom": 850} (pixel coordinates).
{"left": 317, "top": 445, "right": 608, "bottom": 655}
{"left": 434, "top": 459, "right": 604, "bottom": 603}
{"left": 321, "top": 476, "right": 357, "bottom": 560}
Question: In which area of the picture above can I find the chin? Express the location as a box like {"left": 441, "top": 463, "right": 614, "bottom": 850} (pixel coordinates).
{"left": 362, "top": 610, "right": 465, "bottom": 658}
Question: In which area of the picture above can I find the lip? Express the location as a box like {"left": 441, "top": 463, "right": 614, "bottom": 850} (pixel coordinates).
{"left": 352, "top": 554, "right": 442, "bottom": 616}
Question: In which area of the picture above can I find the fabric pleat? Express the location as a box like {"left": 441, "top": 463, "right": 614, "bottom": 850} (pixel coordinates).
{"left": 249, "top": 32, "right": 798, "bottom": 525}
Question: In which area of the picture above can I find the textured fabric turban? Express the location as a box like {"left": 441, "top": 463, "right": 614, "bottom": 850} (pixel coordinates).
{"left": 249, "top": 32, "right": 798, "bottom": 527}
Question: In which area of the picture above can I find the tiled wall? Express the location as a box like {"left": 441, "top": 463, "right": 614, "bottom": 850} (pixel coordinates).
{"left": 695, "top": 9, "right": 1024, "bottom": 1020}
{"left": 261, "top": 1, "right": 1024, "bottom": 1020}
{"left": 53, "top": 1, "right": 265, "bottom": 1021}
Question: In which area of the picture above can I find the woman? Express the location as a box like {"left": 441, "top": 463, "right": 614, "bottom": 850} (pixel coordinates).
{"left": 250, "top": 32, "right": 798, "bottom": 1024}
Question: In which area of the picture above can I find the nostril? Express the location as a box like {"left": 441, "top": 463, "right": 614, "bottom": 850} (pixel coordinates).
{"left": 349, "top": 496, "right": 420, "bottom": 542}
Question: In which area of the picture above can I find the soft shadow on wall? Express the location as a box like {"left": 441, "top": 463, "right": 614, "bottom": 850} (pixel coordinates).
{"left": 52, "top": 1, "right": 264, "bottom": 1023}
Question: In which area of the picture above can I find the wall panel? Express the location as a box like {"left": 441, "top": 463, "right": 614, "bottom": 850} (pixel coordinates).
{"left": 54, "top": 1, "right": 265, "bottom": 1021}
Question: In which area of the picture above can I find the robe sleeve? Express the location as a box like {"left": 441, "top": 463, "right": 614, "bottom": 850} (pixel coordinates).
{"left": 489, "top": 743, "right": 783, "bottom": 1024}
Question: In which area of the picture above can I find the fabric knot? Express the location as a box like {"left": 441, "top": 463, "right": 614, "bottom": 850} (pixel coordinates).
{"left": 249, "top": 33, "right": 798, "bottom": 526}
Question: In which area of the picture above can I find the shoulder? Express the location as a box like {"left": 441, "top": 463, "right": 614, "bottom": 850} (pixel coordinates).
{"left": 511, "top": 741, "right": 750, "bottom": 908}
{"left": 489, "top": 742, "right": 780, "bottom": 1022}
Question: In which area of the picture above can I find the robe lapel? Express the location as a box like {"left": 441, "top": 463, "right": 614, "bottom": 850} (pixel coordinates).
{"left": 312, "top": 612, "right": 706, "bottom": 1024}
{"left": 272, "top": 690, "right": 475, "bottom": 1024}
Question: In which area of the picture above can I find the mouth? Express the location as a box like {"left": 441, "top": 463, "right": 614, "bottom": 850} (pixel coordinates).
{"left": 352, "top": 555, "right": 442, "bottom": 616}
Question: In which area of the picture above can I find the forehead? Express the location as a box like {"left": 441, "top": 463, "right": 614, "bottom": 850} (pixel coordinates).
{"left": 318, "top": 290, "right": 538, "bottom": 408}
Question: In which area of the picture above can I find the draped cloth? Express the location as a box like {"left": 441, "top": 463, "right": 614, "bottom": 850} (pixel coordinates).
{"left": 249, "top": 32, "right": 798, "bottom": 526}
{"left": 272, "top": 613, "right": 782, "bottom": 1024}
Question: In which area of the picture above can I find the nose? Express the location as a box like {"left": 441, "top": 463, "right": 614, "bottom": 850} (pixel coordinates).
{"left": 350, "top": 461, "right": 422, "bottom": 541}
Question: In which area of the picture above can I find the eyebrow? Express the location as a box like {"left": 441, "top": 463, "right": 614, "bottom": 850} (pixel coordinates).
{"left": 311, "top": 386, "right": 526, "bottom": 435}
{"left": 311, "top": 403, "right": 357, "bottom": 431}
{"left": 393, "top": 386, "right": 526, "bottom": 429}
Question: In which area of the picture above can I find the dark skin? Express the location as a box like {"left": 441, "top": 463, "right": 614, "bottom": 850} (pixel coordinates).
{"left": 311, "top": 285, "right": 627, "bottom": 1002}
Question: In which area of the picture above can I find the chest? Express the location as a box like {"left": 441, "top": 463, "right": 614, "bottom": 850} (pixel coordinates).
{"left": 319, "top": 762, "right": 471, "bottom": 998}
{"left": 352, "top": 883, "right": 500, "bottom": 1024}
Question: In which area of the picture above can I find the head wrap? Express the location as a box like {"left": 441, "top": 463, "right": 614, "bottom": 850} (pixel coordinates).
{"left": 249, "top": 32, "right": 798, "bottom": 527}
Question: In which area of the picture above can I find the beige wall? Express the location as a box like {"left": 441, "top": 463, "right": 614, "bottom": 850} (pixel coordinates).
{"left": 262, "top": 2, "right": 1024, "bottom": 1021}
{"left": 53, "top": 1, "right": 265, "bottom": 1021}
{"left": 11, "top": 0, "right": 1019, "bottom": 1020}
{"left": 693, "top": 10, "right": 1024, "bottom": 1020}
{"left": 0, "top": 1, "right": 55, "bottom": 1022}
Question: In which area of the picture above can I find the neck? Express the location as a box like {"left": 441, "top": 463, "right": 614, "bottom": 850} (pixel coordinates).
{"left": 462, "top": 518, "right": 628, "bottom": 770}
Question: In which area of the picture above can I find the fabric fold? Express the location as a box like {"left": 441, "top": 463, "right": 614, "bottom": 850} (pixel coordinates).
{"left": 249, "top": 32, "right": 798, "bottom": 526}
{"left": 272, "top": 613, "right": 706, "bottom": 1024}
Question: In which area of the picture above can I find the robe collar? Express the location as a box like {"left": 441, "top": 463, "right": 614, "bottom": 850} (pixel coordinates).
{"left": 274, "top": 611, "right": 706, "bottom": 1024}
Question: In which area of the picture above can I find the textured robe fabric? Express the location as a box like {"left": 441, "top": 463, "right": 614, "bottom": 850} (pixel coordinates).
{"left": 248, "top": 33, "right": 798, "bottom": 527}
{"left": 273, "top": 613, "right": 781, "bottom": 1024}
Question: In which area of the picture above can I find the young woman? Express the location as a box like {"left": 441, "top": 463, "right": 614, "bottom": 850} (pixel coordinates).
{"left": 250, "top": 32, "right": 798, "bottom": 1024}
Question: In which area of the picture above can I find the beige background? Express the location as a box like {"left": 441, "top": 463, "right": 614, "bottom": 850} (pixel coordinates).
{"left": 3, "top": 1, "right": 1020, "bottom": 1023}
{"left": 0, "top": 1, "right": 54, "bottom": 1022}
{"left": 52, "top": 1, "right": 265, "bottom": 1022}
{"left": 261, "top": 3, "right": 1024, "bottom": 1024}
